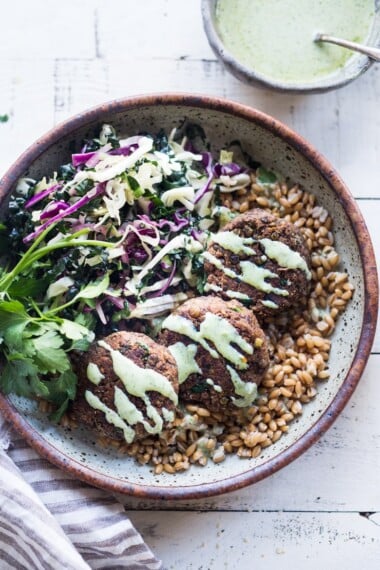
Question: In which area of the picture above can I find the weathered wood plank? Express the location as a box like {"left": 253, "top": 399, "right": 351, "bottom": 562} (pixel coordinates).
{"left": 130, "top": 511, "right": 380, "bottom": 570}
{"left": 0, "top": 0, "right": 96, "bottom": 60}
{"left": 0, "top": 60, "right": 55, "bottom": 176}
{"left": 334, "top": 65, "right": 380, "bottom": 198}
{"left": 95, "top": 0, "right": 213, "bottom": 61}
{"left": 53, "top": 58, "right": 109, "bottom": 124}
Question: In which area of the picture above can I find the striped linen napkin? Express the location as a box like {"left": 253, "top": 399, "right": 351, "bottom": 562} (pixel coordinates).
{"left": 0, "top": 415, "right": 162, "bottom": 570}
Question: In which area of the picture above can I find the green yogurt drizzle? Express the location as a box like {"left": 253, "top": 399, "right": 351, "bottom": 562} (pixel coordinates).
{"left": 98, "top": 340, "right": 178, "bottom": 404}
{"left": 85, "top": 390, "right": 136, "bottom": 443}
{"left": 206, "top": 229, "right": 311, "bottom": 300}
{"left": 227, "top": 365, "right": 258, "bottom": 408}
{"left": 85, "top": 340, "right": 178, "bottom": 443}
{"left": 163, "top": 312, "right": 253, "bottom": 370}
{"left": 86, "top": 362, "right": 105, "bottom": 385}
{"left": 211, "top": 231, "right": 256, "bottom": 255}
{"left": 162, "top": 310, "right": 258, "bottom": 408}
{"left": 168, "top": 342, "right": 202, "bottom": 384}
{"left": 260, "top": 238, "right": 311, "bottom": 279}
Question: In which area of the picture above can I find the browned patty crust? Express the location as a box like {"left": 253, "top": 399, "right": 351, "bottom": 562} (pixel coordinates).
{"left": 159, "top": 296, "right": 269, "bottom": 411}
{"left": 70, "top": 331, "right": 178, "bottom": 442}
{"left": 205, "top": 208, "right": 311, "bottom": 316}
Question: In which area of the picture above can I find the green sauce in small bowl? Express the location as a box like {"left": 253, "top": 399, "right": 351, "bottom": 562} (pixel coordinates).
{"left": 202, "top": 0, "right": 379, "bottom": 92}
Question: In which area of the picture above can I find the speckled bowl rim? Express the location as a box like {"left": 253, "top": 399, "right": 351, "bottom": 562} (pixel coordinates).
{"left": 0, "top": 93, "right": 378, "bottom": 500}
{"left": 201, "top": 0, "right": 380, "bottom": 94}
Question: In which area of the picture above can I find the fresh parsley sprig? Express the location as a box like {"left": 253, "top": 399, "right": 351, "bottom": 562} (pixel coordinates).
{"left": 0, "top": 225, "right": 115, "bottom": 420}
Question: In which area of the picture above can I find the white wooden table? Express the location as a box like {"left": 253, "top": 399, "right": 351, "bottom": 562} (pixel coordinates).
{"left": 1, "top": 2, "right": 379, "bottom": 568}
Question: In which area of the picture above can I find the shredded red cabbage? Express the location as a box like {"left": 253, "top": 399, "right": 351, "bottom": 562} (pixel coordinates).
{"left": 194, "top": 152, "right": 214, "bottom": 205}
{"left": 157, "top": 218, "right": 188, "bottom": 233}
{"left": 105, "top": 294, "right": 125, "bottom": 310}
{"left": 134, "top": 226, "right": 157, "bottom": 238}
{"left": 184, "top": 140, "right": 198, "bottom": 154}
{"left": 72, "top": 151, "right": 98, "bottom": 168}
{"left": 132, "top": 249, "right": 149, "bottom": 262}
{"left": 109, "top": 144, "right": 138, "bottom": 156}
{"left": 15, "top": 127, "right": 250, "bottom": 326}
{"left": 72, "top": 141, "right": 139, "bottom": 168}
{"left": 139, "top": 210, "right": 190, "bottom": 233}
{"left": 40, "top": 201, "right": 69, "bottom": 220}
{"left": 213, "top": 162, "right": 244, "bottom": 177}
{"left": 23, "top": 183, "right": 106, "bottom": 243}
{"left": 151, "top": 261, "right": 177, "bottom": 298}
{"left": 160, "top": 260, "right": 172, "bottom": 271}
{"left": 137, "top": 214, "right": 157, "bottom": 226}
{"left": 190, "top": 228, "right": 204, "bottom": 241}
{"left": 173, "top": 211, "right": 190, "bottom": 230}
{"left": 25, "top": 184, "right": 61, "bottom": 209}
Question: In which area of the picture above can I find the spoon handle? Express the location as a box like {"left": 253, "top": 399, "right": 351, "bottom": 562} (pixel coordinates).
{"left": 316, "top": 33, "right": 380, "bottom": 62}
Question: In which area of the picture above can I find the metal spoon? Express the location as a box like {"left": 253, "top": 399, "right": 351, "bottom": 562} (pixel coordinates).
{"left": 315, "top": 33, "right": 380, "bottom": 62}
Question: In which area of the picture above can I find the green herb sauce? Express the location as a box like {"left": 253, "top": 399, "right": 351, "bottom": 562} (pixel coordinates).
{"left": 86, "top": 362, "right": 104, "bottom": 385}
{"left": 216, "top": 0, "right": 374, "bottom": 83}
{"left": 162, "top": 312, "right": 253, "bottom": 370}
{"left": 168, "top": 342, "right": 202, "bottom": 384}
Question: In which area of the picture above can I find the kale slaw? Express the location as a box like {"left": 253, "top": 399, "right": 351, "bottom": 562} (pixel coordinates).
{"left": 0, "top": 124, "right": 257, "bottom": 418}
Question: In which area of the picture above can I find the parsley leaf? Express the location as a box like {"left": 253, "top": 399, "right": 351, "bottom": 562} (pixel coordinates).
{"left": 256, "top": 166, "right": 277, "bottom": 185}
{"left": 0, "top": 299, "right": 80, "bottom": 418}
{"left": 74, "top": 273, "right": 110, "bottom": 301}
{"left": 42, "top": 369, "right": 77, "bottom": 422}
{"left": 8, "top": 276, "right": 49, "bottom": 299}
{"left": 33, "top": 329, "right": 70, "bottom": 374}
{"left": 0, "top": 303, "right": 29, "bottom": 349}
{"left": 0, "top": 359, "right": 40, "bottom": 397}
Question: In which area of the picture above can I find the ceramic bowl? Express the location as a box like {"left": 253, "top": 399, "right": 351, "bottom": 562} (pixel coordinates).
{"left": 0, "top": 94, "right": 377, "bottom": 499}
{"left": 202, "top": 0, "right": 380, "bottom": 94}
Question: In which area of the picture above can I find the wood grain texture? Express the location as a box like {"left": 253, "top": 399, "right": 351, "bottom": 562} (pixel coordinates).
{"left": 130, "top": 511, "right": 380, "bottom": 570}
{"left": 0, "top": 0, "right": 379, "bottom": 567}
{"left": 0, "top": 60, "right": 55, "bottom": 174}
{"left": 0, "top": 0, "right": 96, "bottom": 60}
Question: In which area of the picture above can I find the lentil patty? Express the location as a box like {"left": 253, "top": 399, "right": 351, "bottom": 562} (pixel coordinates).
{"left": 159, "top": 296, "right": 269, "bottom": 412}
{"left": 70, "top": 331, "right": 178, "bottom": 442}
{"left": 204, "top": 208, "right": 311, "bottom": 316}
